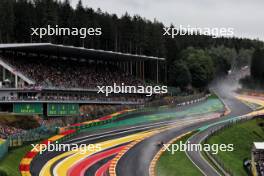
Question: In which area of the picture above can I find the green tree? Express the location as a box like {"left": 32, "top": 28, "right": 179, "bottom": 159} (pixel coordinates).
{"left": 207, "top": 46, "right": 235, "bottom": 74}
{"left": 14, "top": 0, "right": 36, "bottom": 42}
{"left": 236, "top": 48, "right": 254, "bottom": 68}
{"left": 168, "top": 61, "right": 191, "bottom": 89}
{"left": 251, "top": 49, "right": 264, "bottom": 81}
{"left": 0, "top": 0, "right": 15, "bottom": 43}
{"left": 58, "top": 0, "right": 73, "bottom": 44}
{"left": 184, "top": 48, "right": 215, "bottom": 88}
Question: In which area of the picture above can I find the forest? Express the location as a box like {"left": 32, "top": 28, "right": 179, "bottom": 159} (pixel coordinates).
{"left": 0, "top": 0, "right": 263, "bottom": 89}
{"left": 240, "top": 48, "right": 264, "bottom": 90}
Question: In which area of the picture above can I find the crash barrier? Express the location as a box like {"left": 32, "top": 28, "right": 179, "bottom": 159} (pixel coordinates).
{"left": 131, "top": 93, "right": 211, "bottom": 115}
{"left": 167, "top": 86, "right": 181, "bottom": 96}
{"left": 202, "top": 115, "right": 261, "bottom": 176}
{"left": 61, "top": 109, "right": 134, "bottom": 133}
{"left": 143, "top": 92, "right": 207, "bottom": 108}
{"left": 237, "top": 89, "right": 264, "bottom": 97}
{"left": 11, "top": 108, "right": 133, "bottom": 149}
{"left": 69, "top": 93, "right": 211, "bottom": 134}
{"left": 8, "top": 125, "right": 57, "bottom": 148}
{"left": 0, "top": 139, "right": 8, "bottom": 160}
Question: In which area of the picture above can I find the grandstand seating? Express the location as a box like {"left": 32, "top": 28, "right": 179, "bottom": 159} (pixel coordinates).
{"left": 252, "top": 143, "right": 264, "bottom": 176}
{"left": 0, "top": 125, "right": 25, "bottom": 139}
{"left": 0, "top": 53, "right": 159, "bottom": 141}
{"left": 2, "top": 55, "right": 144, "bottom": 89}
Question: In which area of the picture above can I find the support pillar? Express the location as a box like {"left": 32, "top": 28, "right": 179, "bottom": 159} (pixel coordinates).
{"left": 139, "top": 61, "right": 141, "bottom": 80}
{"left": 156, "top": 60, "right": 159, "bottom": 84}
{"left": 143, "top": 61, "right": 145, "bottom": 81}
{"left": 130, "top": 61, "right": 133, "bottom": 75}
{"left": 126, "top": 62, "right": 129, "bottom": 74}
{"left": 135, "top": 61, "right": 138, "bottom": 78}
{"left": 2, "top": 68, "right": 5, "bottom": 81}
{"left": 15, "top": 74, "right": 18, "bottom": 88}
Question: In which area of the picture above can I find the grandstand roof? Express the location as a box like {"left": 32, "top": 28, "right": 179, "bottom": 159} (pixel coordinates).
{"left": 254, "top": 142, "right": 264, "bottom": 150}
{"left": 0, "top": 43, "right": 165, "bottom": 61}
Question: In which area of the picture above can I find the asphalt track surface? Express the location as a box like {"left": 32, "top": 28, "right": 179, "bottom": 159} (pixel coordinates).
{"left": 30, "top": 118, "right": 178, "bottom": 175}
{"left": 30, "top": 88, "right": 249, "bottom": 176}
{"left": 30, "top": 106, "right": 219, "bottom": 176}
{"left": 185, "top": 87, "right": 252, "bottom": 176}
{"left": 116, "top": 117, "right": 224, "bottom": 176}
{"left": 116, "top": 87, "right": 252, "bottom": 176}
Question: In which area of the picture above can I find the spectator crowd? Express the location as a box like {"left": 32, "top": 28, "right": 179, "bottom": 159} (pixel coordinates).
{"left": 3, "top": 56, "right": 144, "bottom": 89}
{"left": 0, "top": 125, "right": 25, "bottom": 139}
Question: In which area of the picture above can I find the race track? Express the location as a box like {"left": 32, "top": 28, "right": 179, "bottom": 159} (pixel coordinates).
{"left": 29, "top": 88, "right": 257, "bottom": 176}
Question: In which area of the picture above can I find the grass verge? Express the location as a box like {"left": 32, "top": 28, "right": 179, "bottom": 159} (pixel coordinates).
{"left": 0, "top": 144, "right": 34, "bottom": 176}
{"left": 206, "top": 117, "right": 264, "bottom": 176}
{"left": 156, "top": 132, "right": 203, "bottom": 176}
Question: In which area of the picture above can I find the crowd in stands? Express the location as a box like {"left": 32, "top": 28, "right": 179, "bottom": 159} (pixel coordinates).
{"left": 3, "top": 55, "right": 144, "bottom": 89}
{"left": 258, "top": 161, "right": 264, "bottom": 176}
{"left": 39, "top": 116, "right": 77, "bottom": 128}
{"left": 0, "top": 125, "right": 25, "bottom": 139}
{"left": 80, "top": 104, "right": 131, "bottom": 118}
{"left": 253, "top": 144, "right": 264, "bottom": 176}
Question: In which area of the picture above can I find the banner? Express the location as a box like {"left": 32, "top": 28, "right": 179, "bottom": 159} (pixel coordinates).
{"left": 13, "top": 103, "right": 43, "bottom": 115}
{"left": 47, "top": 103, "right": 79, "bottom": 116}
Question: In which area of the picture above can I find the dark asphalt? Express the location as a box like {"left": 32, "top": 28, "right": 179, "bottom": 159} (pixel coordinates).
{"left": 116, "top": 85, "right": 252, "bottom": 176}
{"left": 30, "top": 84, "right": 250, "bottom": 176}
{"left": 30, "top": 105, "right": 212, "bottom": 176}
{"left": 185, "top": 86, "right": 252, "bottom": 176}
{"left": 116, "top": 118, "right": 225, "bottom": 176}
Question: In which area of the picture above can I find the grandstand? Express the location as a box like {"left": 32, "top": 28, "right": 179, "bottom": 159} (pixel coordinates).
{"left": 252, "top": 142, "right": 264, "bottom": 176}
{"left": 0, "top": 43, "right": 166, "bottom": 117}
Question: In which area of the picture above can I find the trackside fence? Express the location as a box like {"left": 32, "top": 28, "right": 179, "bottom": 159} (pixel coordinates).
{"left": 66, "top": 94, "right": 211, "bottom": 134}
{"left": 203, "top": 115, "right": 257, "bottom": 176}
{"left": 8, "top": 126, "right": 57, "bottom": 148}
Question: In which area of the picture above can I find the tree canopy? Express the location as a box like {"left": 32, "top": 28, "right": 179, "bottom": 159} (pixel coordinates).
{"left": 251, "top": 49, "right": 264, "bottom": 81}
{"left": 0, "top": 0, "right": 263, "bottom": 89}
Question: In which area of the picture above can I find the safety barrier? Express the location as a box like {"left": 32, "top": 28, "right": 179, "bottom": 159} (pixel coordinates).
{"left": 61, "top": 109, "right": 134, "bottom": 133}
{"left": 202, "top": 115, "right": 263, "bottom": 175}
{"left": 8, "top": 126, "right": 57, "bottom": 148}
{"left": 0, "top": 139, "right": 8, "bottom": 160}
